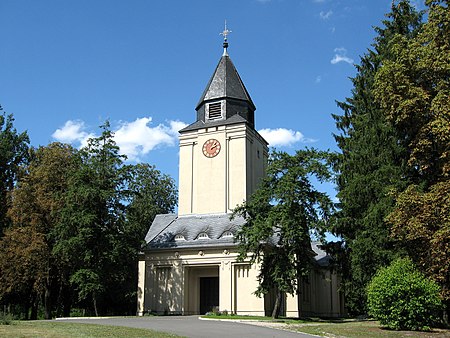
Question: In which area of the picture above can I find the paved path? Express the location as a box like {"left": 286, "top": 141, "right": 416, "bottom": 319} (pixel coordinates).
{"left": 57, "top": 316, "right": 317, "bottom": 338}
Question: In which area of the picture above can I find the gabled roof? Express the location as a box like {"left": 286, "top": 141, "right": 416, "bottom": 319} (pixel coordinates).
{"left": 196, "top": 55, "right": 255, "bottom": 111}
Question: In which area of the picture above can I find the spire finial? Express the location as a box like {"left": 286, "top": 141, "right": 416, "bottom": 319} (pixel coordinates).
{"left": 220, "top": 20, "right": 231, "bottom": 56}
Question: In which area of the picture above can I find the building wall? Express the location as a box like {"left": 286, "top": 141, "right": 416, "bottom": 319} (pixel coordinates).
{"left": 284, "top": 269, "right": 344, "bottom": 318}
{"left": 137, "top": 248, "right": 265, "bottom": 316}
{"left": 137, "top": 248, "right": 344, "bottom": 317}
{"left": 178, "top": 124, "right": 268, "bottom": 216}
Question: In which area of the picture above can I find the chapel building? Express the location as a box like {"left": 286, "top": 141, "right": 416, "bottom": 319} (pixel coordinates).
{"left": 137, "top": 33, "right": 344, "bottom": 317}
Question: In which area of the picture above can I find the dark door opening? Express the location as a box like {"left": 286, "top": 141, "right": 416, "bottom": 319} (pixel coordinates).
{"left": 200, "top": 277, "right": 219, "bottom": 314}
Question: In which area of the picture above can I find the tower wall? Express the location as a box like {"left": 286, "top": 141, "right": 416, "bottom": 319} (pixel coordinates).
{"left": 178, "top": 123, "right": 267, "bottom": 216}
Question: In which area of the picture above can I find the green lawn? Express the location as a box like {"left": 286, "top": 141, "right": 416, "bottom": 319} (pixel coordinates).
{"left": 202, "top": 314, "right": 450, "bottom": 338}
{"left": 288, "top": 320, "right": 450, "bottom": 338}
{"left": 0, "top": 321, "right": 184, "bottom": 338}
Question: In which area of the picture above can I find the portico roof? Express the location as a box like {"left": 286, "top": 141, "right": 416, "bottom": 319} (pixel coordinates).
{"left": 143, "top": 213, "right": 332, "bottom": 266}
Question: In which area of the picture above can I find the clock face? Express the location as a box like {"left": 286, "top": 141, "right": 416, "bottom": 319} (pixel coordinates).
{"left": 202, "top": 139, "right": 221, "bottom": 158}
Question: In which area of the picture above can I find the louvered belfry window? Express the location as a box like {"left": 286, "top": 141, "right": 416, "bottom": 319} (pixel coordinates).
{"left": 207, "top": 101, "right": 223, "bottom": 120}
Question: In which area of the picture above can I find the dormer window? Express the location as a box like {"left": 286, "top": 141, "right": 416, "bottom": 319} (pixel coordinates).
{"left": 206, "top": 101, "right": 225, "bottom": 121}
{"left": 174, "top": 234, "right": 185, "bottom": 241}
{"left": 197, "top": 232, "right": 209, "bottom": 240}
{"left": 222, "top": 231, "right": 234, "bottom": 238}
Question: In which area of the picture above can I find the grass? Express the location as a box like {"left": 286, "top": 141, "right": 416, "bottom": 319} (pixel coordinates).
{"left": 0, "top": 320, "right": 184, "bottom": 338}
{"left": 202, "top": 314, "right": 450, "bottom": 338}
{"left": 288, "top": 320, "right": 450, "bottom": 338}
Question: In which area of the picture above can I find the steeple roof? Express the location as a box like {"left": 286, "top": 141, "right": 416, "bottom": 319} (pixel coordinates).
{"left": 195, "top": 55, "right": 255, "bottom": 111}
{"left": 180, "top": 25, "right": 257, "bottom": 133}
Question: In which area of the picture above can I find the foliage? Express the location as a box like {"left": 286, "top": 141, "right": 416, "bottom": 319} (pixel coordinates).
{"left": 233, "top": 149, "right": 334, "bottom": 318}
{"left": 53, "top": 122, "right": 130, "bottom": 316}
{"left": 367, "top": 258, "right": 442, "bottom": 331}
{"left": 374, "top": 0, "right": 450, "bottom": 185}
{"left": 1, "top": 120, "right": 177, "bottom": 318}
{"left": 332, "top": 0, "right": 422, "bottom": 314}
{"left": 126, "top": 163, "right": 177, "bottom": 250}
{"left": 388, "top": 182, "right": 450, "bottom": 307}
{"left": 0, "top": 226, "right": 49, "bottom": 320}
{"left": 49, "top": 122, "right": 177, "bottom": 316}
{"left": 3, "top": 142, "right": 78, "bottom": 319}
{"left": 0, "top": 312, "right": 14, "bottom": 325}
{"left": 373, "top": 0, "right": 450, "bottom": 313}
{"left": 0, "top": 107, "right": 29, "bottom": 235}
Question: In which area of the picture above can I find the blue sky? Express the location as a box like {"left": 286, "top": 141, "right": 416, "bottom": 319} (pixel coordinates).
{"left": 1, "top": 0, "right": 424, "bottom": 193}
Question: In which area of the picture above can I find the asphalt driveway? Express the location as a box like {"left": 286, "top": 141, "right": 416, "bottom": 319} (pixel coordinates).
{"left": 57, "top": 316, "right": 316, "bottom": 338}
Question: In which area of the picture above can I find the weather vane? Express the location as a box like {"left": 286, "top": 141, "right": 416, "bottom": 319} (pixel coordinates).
{"left": 220, "top": 20, "right": 232, "bottom": 42}
{"left": 220, "top": 20, "right": 231, "bottom": 56}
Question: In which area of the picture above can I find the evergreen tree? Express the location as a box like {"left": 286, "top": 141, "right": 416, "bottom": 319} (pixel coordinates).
{"left": 233, "top": 149, "right": 334, "bottom": 318}
{"left": 52, "top": 122, "right": 178, "bottom": 316}
{"left": 54, "top": 122, "right": 129, "bottom": 316}
{"left": 332, "top": 1, "right": 422, "bottom": 314}
{"left": 0, "top": 107, "right": 29, "bottom": 235}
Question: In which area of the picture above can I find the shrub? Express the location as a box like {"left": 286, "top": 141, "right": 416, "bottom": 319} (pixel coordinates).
{"left": 367, "top": 258, "right": 442, "bottom": 331}
{"left": 0, "top": 312, "right": 14, "bottom": 325}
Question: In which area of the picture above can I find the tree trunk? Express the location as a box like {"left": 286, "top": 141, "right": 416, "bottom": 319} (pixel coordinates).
{"left": 93, "top": 292, "right": 99, "bottom": 317}
{"left": 443, "top": 300, "right": 449, "bottom": 326}
{"left": 297, "top": 276, "right": 302, "bottom": 318}
{"left": 30, "top": 292, "right": 38, "bottom": 320}
{"left": 271, "top": 290, "right": 282, "bottom": 319}
{"left": 62, "top": 284, "right": 72, "bottom": 317}
{"left": 44, "top": 285, "right": 51, "bottom": 319}
{"left": 23, "top": 293, "right": 30, "bottom": 320}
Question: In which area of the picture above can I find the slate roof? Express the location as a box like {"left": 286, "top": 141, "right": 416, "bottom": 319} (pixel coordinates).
{"left": 179, "top": 113, "right": 248, "bottom": 133}
{"left": 196, "top": 55, "right": 255, "bottom": 111}
{"left": 143, "top": 213, "right": 332, "bottom": 266}
{"left": 144, "top": 213, "right": 244, "bottom": 249}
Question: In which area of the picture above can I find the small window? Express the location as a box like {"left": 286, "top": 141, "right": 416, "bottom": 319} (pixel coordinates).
{"left": 174, "top": 234, "right": 185, "bottom": 241}
{"left": 222, "top": 231, "right": 233, "bottom": 238}
{"left": 206, "top": 101, "right": 224, "bottom": 121}
{"left": 197, "top": 232, "right": 209, "bottom": 239}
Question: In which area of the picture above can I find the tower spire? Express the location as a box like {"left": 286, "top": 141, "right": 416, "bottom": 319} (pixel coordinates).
{"left": 220, "top": 20, "right": 231, "bottom": 56}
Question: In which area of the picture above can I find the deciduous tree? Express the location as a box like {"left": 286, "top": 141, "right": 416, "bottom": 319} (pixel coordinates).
{"left": 374, "top": 0, "right": 450, "bottom": 318}
{"left": 5, "top": 142, "right": 78, "bottom": 318}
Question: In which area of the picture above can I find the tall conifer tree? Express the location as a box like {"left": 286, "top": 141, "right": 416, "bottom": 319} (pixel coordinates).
{"left": 332, "top": 1, "right": 422, "bottom": 314}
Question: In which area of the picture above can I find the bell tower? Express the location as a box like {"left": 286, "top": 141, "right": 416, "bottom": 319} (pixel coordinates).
{"left": 178, "top": 26, "right": 268, "bottom": 216}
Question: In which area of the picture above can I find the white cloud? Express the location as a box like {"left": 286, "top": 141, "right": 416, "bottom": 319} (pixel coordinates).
{"left": 52, "top": 117, "right": 188, "bottom": 161}
{"left": 319, "top": 10, "right": 333, "bottom": 20}
{"left": 315, "top": 75, "right": 322, "bottom": 84}
{"left": 258, "top": 128, "right": 315, "bottom": 147}
{"left": 52, "top": 120, "right": 94, "bottom": 146}
{"left": 313, "top": 0, "right": 326, "bottom": 3}
{"left": 114, "top": 117, "right": 188, "bottom": 161}
{"left": 331, "top": 47, "right": 354, "bottom": 65}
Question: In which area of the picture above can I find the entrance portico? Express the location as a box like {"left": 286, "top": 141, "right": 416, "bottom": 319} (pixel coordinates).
{"left": 184, "top": 265, "right": 219, "bottom": 315}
